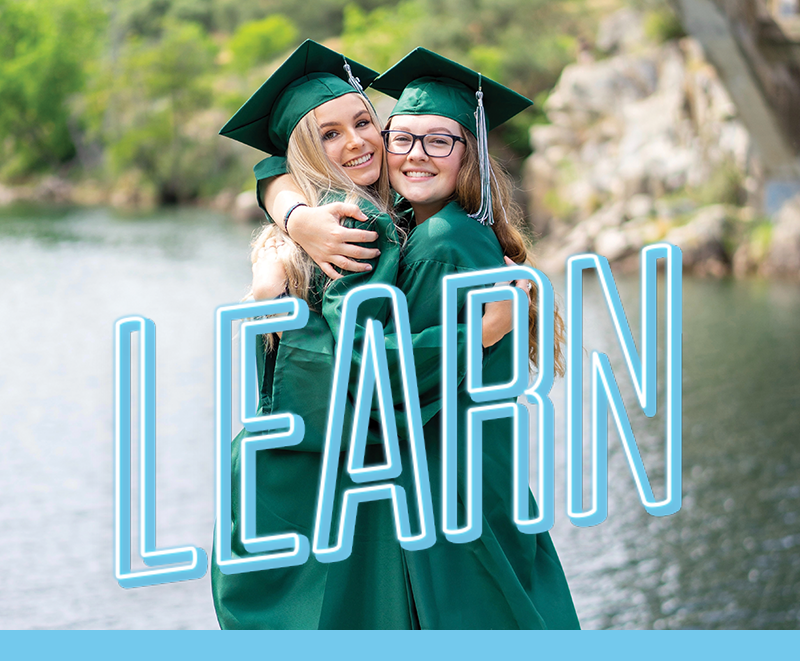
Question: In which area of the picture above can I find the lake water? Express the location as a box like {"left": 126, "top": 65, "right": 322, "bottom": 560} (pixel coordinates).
{"left": 0, "top": 205, "right": 797, "bottom": 629}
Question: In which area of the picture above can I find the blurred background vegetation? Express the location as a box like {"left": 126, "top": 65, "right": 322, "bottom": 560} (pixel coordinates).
{"left": 0, "top": 0, "right": 649, "bottom": 205}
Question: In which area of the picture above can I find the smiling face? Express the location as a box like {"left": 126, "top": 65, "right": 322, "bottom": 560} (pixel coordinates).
{"left": 313, "top": 93, "right": 383, "bottom": 187}
{"left": 386, "top": 114, "right": 466, "bottom": 224}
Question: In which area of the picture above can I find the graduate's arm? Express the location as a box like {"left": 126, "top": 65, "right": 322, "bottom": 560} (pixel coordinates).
{"left": 334, "top": 262, "right": 515, "bottom": 429}
{"left": 382, "top": 293, "right": 520, "bottom": 411}
{"left": 319, "top": 220, "right": 521, "bottom": 429}
{"left": 378, "top": 250, "right": 525, "bottom": 424}
{"left": 260, "top": 174, "right": 381, "bottom": 279}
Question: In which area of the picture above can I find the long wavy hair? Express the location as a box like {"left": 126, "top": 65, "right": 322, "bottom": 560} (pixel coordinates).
{"left": 248, "top": 93, "right": 392, "bottom": 304}
{"left": 454, "top": 129, "right": 566, "bottom": 375}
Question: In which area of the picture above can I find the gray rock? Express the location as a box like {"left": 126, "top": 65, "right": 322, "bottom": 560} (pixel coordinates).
{"left": 524, "top": 153, "right": 558, "bottom": 236}
{"left": 544, "top": 55, "right": 658, "bottom": 123}
{"left": 655, "top": 197, "right": 697, "bottom": 219}
{"left": 582, "top": 201, "right": 626, "bottom": 239}
{"left": 0, "top": 184, "right": 18, "bottom": 205}
{"left": 732, "top": 242, "right": 758, "bottom": 278}
{"left": 211, "top": 189, "right": 238, "bottom": 213}
{"left": 595, "top": 228, "right": 636, "bottom": 261}
{"left": 530, "top": 124, "right": 577, "bottom": 152}
{"left": 664, "top": 205, "right": 732, "bottom": 276}
{"left": 626, "top": 194, "right": 655, "bottom": 219}
{"left": 625, "top": 218, "right": 666, "bottom": 246}
{"left": 522, "top": 16, "right": 765, "bottom": 277}
{"left": 35, "top": 176, "right": 73, "bottom": 204}
{"left": 534, "top": 230, "right": 592, "bottom": 274}
{"left": 761, "top": 196, "right": 800, "bottom": 278}
{"left": 597, "top": 8, "right": 647, "bottom": 54}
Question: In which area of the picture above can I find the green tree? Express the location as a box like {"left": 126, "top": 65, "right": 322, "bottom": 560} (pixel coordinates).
{"left": 82, "top": 20, "right": 220, "bottom": 202}
{"left": 227, "top": 15, "right": 299, "bottom": 72}
{"left": 0, "top": 0, "right": 106, "bottom": 178}
{"left": 342, "top": 1, "right": 427, "bottom": 73}
{"left": 110, "top": 0, "right": 400, "bottom": 39}
{"left": 342, "top": 0, "right": 603, "bottom": 158}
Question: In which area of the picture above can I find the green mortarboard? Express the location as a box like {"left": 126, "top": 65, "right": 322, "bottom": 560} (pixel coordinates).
{"left": 219, "top": 40, "right": 379, "bottom": 156}
{"left": 372, "top": 48, "right": 532, "bottom": 224}
{"left": 371, "top": 48, "right": 532, "bottom": 137}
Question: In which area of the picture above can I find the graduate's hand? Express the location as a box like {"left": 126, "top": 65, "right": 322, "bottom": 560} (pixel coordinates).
{"left": 251, "top": 236, "right": 289, "bottom": 301}
{"left": 287, "top": 203, "right": 380, "bottom": 280}
{"left": 481, "top": 257, "right": 533, "bottom": 348}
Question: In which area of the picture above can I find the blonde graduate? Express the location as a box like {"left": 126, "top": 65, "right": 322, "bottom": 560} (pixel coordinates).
{"left": 249, "top": 91, "right": 390, "bottom": 303}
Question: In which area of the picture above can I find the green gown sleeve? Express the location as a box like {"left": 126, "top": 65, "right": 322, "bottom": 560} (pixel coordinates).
{"left": 320, "top": 212, "right": 475, "bottom": 434}
{"left": 324, "top": 202, "right": 507, "bottom": 436}
{"left": 250, "top": 171, "right": 466, "bottom": 432}
{"left": 261, "top": 201, "right": 500, "bottom": 450}
{"left": 394, "top": 201, "right": 515, "bottom": 400}
{"left": 253, "top": 156, "right": 289, "bottom": 222}
{"left": 264, "top": 199, "right": 400, "bottom": 452}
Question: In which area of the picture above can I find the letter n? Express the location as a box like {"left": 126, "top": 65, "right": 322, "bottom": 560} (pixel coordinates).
{"left": 566, "top": 244, "right": 682, "bottom": 527}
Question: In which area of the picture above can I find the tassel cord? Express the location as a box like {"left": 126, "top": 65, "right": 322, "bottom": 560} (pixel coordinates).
{"left": 343, "top": 60, "right": 378, "bottom": 116}
{"left": 468, "top": 80, "right": 495, "bottom": 225}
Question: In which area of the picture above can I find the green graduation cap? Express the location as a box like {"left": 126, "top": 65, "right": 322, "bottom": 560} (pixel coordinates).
{"left": 372, "top": 48, "right": 532, "bottom": 224}
{"left": 219, "top": 40, "right": 379, "bottom": 156}
{"left": 372, "top": 47, "right": 532, "bottom": 136}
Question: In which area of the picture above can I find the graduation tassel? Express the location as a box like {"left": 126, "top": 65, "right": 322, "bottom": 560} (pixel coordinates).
{"left": 468, "top": 76, "right": 495, "bottom": 225}
{"left": 343, "top": 59, "right": 378, "bottom": 116}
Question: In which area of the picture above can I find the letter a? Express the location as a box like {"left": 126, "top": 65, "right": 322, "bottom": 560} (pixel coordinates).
{"left": 314, "top": 284, "right": 435, "bottom": 563}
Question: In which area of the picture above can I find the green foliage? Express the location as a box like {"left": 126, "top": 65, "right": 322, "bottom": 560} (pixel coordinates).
{"left": 0, "top": 0, "right": 627, "bottom": 203}
{"left": 228, "top": 15, "right": 299, "bottom": 72}
{"left": 113, "top": 0, "right": 172, "bottom": 38}
{"left": 643, "top": 5, "right": 686, "bottom": 44}
{"left": 0, "top": 0, "right": 106, "bottom": 177}
{"left": 82, "top": 20, "right": 219, "bottom": 202}
{"left": 111, "top": 0, "right": 400, "bottom": 40}
{"left": 693, "top": 161, "right": 746, "bottom": 207}
{"left": 543, "top": 188, "right": 577, "bottom": 221}
{"left": 749, "top": 221, "right": 773, "bottom": 260}
{"left": 343, "top": 0, "right": 599, "bottom": 162}
{"left": 342, "top": 1, "right": 428, "bottom": 73}
{"left": 343, "top": 0, "right": 593, "bottom": 99}
{"left": 253, "top": 0, "right": 398, "bottom": 42}
{"left": 112, "top": 0, "right": 272, "bottom": 37}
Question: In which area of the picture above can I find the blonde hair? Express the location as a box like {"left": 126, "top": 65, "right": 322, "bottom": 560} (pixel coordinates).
{"left": 455, "top": 129, "right": 566, "bottom": 376}
{"left": 248, "top": 93, "right": 392, "bottom": 306}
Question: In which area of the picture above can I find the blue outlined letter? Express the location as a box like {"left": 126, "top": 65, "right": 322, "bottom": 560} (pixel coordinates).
{"left": 215, "top": 299, "right": 312, "bottom": 575}
{"left": 442, "top": 267, "right": 556, "bottom": 543}
{"left": 313, "top": 285, "right": 435, "bottom": 563}
{"left": 114, "top": 317, "right": 208, "bottom": 588}
{"left": 565, "top": 244, "right": 682, "bottom": 527}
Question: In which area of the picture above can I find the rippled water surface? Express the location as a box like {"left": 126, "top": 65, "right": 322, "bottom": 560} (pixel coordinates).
{"left": 0, "top": 206, "right": 797, "bottom": 629}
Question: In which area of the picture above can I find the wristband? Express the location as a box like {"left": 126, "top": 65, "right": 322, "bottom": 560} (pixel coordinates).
{"left": 283, "top": 202, "right": 308, "bottom": 235}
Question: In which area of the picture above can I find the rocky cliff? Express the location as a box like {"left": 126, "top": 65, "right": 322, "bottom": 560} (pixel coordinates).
{"left": 527, "top": 8, "right": 800, "bottom": 280}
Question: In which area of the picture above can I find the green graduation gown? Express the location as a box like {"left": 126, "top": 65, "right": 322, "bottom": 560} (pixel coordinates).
{"left": 211, "top": 199, "right": 438, "bottom": 629}
{"left": 392, "top": 201, "right": 580, "bottom": 629}
{"left": 211, "top": 198, "right": 579, "bottom": 629}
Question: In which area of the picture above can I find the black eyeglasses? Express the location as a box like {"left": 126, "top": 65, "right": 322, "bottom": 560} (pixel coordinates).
{"left": 381, "top": 130, "right": 466, "bottom": 158}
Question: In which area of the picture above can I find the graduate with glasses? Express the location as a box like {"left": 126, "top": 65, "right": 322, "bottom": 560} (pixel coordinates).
{"left": 251, "top": 47, "right": 579, "bottom": 629}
